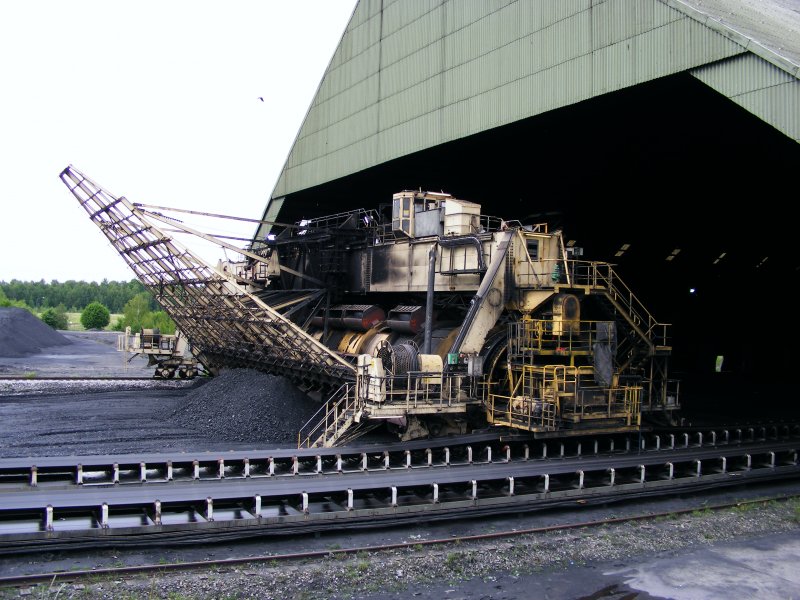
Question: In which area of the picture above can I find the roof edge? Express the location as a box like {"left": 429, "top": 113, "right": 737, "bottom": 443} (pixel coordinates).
{"left": 663, "top": 0, "right": 800, "bottom": 79}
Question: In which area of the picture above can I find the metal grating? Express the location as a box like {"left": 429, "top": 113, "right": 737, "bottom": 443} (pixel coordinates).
{"left": 59, "top": 166, "right": 355, "bottom": 389}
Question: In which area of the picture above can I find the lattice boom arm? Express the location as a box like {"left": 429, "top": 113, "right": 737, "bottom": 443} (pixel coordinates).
{"left": 59, "top": 166, "right": 355, "bottom": 385}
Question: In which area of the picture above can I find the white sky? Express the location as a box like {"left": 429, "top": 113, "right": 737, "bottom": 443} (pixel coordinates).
{"left": 0, "top": 0, "right": 357, "bottom": 283}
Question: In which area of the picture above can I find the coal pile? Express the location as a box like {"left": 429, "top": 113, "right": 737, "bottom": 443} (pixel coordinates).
{"left": 167, "top": 369, "right": 322, "bottom": 445}
{"left": 0, "top": 307, "right": 71, "bottom": 357}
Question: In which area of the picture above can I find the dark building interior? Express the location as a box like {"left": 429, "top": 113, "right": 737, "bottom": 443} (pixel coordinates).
{"left": 272, "top": 73, "right": 800, "bottom": 420}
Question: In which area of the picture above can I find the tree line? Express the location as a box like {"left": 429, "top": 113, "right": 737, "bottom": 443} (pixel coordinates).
{"left": 2, "top": 283, "right": 176, "bottom": 335}
{"left": 0, "top": 279, "right": 157, "bottom": 313}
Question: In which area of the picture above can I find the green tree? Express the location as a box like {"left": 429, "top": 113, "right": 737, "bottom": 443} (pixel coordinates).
{"left": 0, "top": 279, "right": 147, "bottom": 312}
{"left": 146, "top": 310, "right": 177, "bottom": 335}
{"left": 40, "top": 305, "right": 69, "bottom": 330}
{"left": 117, "top": 293, "right": 176, "bottom": 334}
{"left": 80, "top": 301, "right": 111, "bottom": 329}
{"left": 122, "top": 292, "right": 153, "bottom": 332}
{"left": 0, "top": 287, "right": 33, "bottom": 312}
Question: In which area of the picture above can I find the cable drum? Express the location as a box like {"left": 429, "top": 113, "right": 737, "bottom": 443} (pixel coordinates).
{"left": 391, "top": 343, "right": 420, "bottom": 375}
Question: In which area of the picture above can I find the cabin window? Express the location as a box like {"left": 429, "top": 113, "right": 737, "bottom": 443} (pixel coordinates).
{"left": 392, "top": 196, "right": 415, "bottom": 237}
{"left": 526, "top": 239, "right": 540, "bottom": 261}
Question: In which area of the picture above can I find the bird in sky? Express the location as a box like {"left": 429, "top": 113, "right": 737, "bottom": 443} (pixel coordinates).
{"left": 258, "top": 97, "right": 264, "bottom": 102}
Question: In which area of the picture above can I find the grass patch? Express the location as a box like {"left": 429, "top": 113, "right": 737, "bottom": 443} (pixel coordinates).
{"left": 733, "top": 502, "right": 758, "bottom": 513}
{"left": 445, "top": 551, "right": 463, "bottom": 569}
{"left": 64, "top": 312, "right": 122, "bottom": 331}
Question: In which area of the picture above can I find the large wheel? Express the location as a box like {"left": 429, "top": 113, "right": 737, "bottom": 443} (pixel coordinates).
{"left": 482, "top": 330, "right": 511, "bottom": 397}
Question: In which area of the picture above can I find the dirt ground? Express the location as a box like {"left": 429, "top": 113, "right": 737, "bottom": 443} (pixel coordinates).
{"left": 1, "top": 333, "right": 800, "bottom": 599}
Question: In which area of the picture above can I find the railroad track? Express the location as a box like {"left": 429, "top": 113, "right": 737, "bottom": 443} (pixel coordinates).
{"left": 0, "top": 492, "right": 797, "bottom": 589}
{"left": 1, "top": 425, "right": 799, "bottom": 553}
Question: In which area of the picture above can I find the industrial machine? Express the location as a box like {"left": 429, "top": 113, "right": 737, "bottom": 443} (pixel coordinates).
{"left": 117, "top": 326, "right": 200, "bottom": 379}
{"left": 61, "top": 167, "right": 679, "bottom": 447}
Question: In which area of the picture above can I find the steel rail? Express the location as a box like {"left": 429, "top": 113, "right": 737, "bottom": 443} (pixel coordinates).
{"left": 0, "top": 492, "right": 796, "bottom": 588}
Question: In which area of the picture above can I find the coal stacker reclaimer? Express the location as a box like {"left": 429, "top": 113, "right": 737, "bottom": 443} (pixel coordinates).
{"left": 60, "top": 166, "right": 679, "bottom": 447}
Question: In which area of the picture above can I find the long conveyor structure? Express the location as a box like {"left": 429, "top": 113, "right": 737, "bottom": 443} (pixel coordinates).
{"left": 0, "top": 427, "right": 798, "bottom": 551}
{"left": 59, "top": 166, "right": 355, "bottom": 390}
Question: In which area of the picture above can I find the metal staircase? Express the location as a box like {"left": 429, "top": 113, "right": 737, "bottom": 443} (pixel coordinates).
{"left": 570, "top": 262, "right": 675, "bottom": 410}
{"left": 59, "top": 166, "right": 355, "bottom": 390}
{"left": 297, "top": 383, "right": 378, "bottom": 448}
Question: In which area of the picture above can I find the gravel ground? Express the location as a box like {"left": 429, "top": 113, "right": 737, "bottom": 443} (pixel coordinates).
{"left": 2, "top": 495, "right": 799, "bottom": 599}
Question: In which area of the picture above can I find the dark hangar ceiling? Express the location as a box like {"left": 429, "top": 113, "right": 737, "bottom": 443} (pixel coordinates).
{"left": 273, "top": 72, "right": 800, "bottom": 416}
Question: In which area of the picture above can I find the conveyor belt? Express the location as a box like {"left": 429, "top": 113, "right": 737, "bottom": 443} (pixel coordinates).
{"left": 4, "top": 440, "right": 798, "bottom": 512}
{"left": 1, "top": 434, "right": 798, "bottom": 554}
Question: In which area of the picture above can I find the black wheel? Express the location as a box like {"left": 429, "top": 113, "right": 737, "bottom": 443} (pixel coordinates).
{"left": 178, "top": 369, "right": 187, "bottom": 379}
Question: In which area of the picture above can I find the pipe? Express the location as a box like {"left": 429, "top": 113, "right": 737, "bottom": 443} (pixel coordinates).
{"left": 423, "top": 244, "right": 437, "bottom": 354}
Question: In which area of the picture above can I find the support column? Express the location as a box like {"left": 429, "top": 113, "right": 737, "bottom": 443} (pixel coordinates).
{"left": 206, "top": 497, "right": 214, "bottom": 521}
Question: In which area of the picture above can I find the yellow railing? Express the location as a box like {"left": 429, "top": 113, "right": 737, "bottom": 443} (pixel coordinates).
{"left": 571, "top": 261, "right": 669, "bottom": 346}
{"left": 489, "top": 362, "right": 643, "bottom": 432}
{"left": 621, "top": 386, "right": 641, "bottom": 425}
{"left": 515, "top": 257, "right": 670, "bottom": 348}
{"left": 509, "top": 319, "right": 615, "bottom": 358}
{"left": 298, "top": 370, "right": 476, "bottom": 447}
{"left": 360, "top": 371, "right": 473, "bottom": 411}
{"left": 486, "top": 393, "right": 558, "bottom": 431}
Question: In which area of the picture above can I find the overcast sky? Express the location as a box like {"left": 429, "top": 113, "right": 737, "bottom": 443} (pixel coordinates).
{"left": 0, "top": 1, "right": 357, "bottom": 283}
